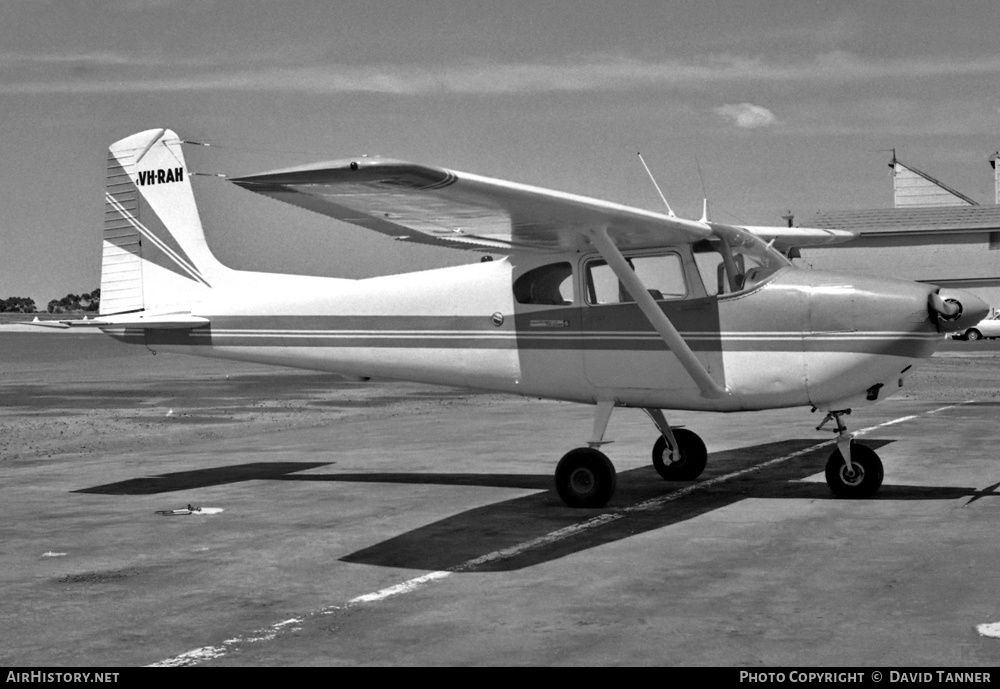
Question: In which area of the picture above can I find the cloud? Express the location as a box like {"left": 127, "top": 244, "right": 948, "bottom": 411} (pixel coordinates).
{"left": 5, "top": 50, "right": 1000, "bottom": 96}
{"left": 715, "top": 103, "right": 777, "bottom": 129}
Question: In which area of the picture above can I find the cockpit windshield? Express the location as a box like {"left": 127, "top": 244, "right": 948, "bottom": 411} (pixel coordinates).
{"left": 692, "top": 225, "right": 791, "bottom": 296}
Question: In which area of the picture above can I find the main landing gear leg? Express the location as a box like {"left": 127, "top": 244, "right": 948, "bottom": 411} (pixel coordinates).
{"left": 554, "top": 401, "right": 617, "bottom": 508}
{"left": 644, "top": 408, "right": 707, "bottom": 481}
{"left": 817, "top": 409, "right": 884, "bottom": 498}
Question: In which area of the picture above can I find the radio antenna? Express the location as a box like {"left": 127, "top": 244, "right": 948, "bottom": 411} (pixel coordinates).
{"left": 694, "top": 155, "right": 711, "bottom": 222}
{"left": 637, "top": 152, "right": 676, "bottom": 218}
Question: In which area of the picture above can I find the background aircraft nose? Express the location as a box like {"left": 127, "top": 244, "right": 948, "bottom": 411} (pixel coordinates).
{"left": 929, "top": 288, "right": 990, "bottom": 333}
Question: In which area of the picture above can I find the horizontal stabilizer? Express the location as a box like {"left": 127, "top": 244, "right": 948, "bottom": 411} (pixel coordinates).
{"left": 28, "top": 317, "right": 72, "bottom": 329}
{"left": 30, "top": 312, "right": 210, "bottom": 330}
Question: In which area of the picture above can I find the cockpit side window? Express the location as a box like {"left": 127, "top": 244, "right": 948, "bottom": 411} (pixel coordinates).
{"left": 513, "top": 262, "right": 575, "bottom": 305}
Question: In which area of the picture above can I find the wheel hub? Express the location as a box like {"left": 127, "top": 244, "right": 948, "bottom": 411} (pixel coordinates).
{"left": 570, "top": 468, "right": 595, "bottom": 495}
{"left": 840, "top": 464, "right": 865, "bottom": 486}
{"left": 663, "top": 448, "right": 683, "bottom": 467}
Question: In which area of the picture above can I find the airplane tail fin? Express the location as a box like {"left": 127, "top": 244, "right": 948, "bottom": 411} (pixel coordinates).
{"left": 102, "top": 128, "right": 229, "bottom": 316}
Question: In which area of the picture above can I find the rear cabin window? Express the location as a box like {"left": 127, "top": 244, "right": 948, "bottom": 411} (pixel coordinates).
{"left": 585, "top": 253, "right": 687, "bottom": 305}
{"left": 513, "top": 262, "right": 575, "bottom": 305}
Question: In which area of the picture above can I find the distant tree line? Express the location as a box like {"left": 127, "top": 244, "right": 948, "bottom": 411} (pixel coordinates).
{"left": 0, "top": 288, "right": 100, "bottom": 314}
{"left": 0, "top": 296, "right": 37, "bottom": 313}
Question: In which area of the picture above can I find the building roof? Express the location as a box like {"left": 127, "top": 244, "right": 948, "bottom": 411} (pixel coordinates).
{"left": 804, "top": 205, "right": 1000, "bottom": 235}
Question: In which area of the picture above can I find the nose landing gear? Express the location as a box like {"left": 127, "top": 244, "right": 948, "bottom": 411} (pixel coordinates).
{"left": 817, "top": 409, "right": 884, "bottom": 498}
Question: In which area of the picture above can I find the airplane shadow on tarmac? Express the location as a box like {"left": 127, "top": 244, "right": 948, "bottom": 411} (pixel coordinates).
{"left": 75, "top": 437, "right": 1000, "bottom": 571}
{"left": 74, "top": 462, "right": 335, "bottom": 495}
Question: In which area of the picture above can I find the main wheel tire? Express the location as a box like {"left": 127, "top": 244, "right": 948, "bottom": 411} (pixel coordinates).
{"left": 652, "top": 428, "right": 708, "bottom": 481}
{"left": 825, "top": 442, "right": 884, "bottom": 498}
{"left": 966, "top": 329, "right": 982, "bottom": 341}
{"left": 554, "top": 448, "right": 617, "bottom": 508}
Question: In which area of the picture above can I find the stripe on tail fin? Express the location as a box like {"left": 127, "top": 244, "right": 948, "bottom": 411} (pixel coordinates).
{"left": 101, "top": 128, "right": 228, "bottom": 316}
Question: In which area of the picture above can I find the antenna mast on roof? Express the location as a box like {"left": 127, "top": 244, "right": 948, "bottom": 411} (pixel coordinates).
{"left": 637, "top": 152, "right": 676, "bottom": 218}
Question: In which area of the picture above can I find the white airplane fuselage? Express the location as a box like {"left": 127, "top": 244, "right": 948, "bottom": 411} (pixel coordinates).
{"left": 108, "top": 254, "right": 958, "bottom": 414}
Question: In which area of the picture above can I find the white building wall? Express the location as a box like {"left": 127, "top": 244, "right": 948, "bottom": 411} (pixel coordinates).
{"left": 893, "top": 163, "right": 975, "bottom": 208}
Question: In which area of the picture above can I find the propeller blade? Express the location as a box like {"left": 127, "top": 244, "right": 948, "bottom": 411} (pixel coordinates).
{"left": 928, "top": 291, "right": 961, "bottom": 322}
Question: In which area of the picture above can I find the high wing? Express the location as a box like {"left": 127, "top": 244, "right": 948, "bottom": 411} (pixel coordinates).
{"left": 229, "top": 158, "right": 714, "bottom": 253}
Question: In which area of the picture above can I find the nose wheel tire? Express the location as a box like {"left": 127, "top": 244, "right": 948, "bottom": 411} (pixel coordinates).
{"left": 652, "top": 428, "right": 707, "bottom": 481}
{"left": 555, "top": 448, "right": 617, "bottom": 508}
{"left": 824, "top": 442, "right": 884, "bottom": 498}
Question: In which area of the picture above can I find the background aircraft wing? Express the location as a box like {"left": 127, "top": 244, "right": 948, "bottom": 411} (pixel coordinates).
{"left": 741, "top": 225, "right": 856, "bottom": 252}
{"left": 229, "top": 158, "right": 712, "bottom": 253}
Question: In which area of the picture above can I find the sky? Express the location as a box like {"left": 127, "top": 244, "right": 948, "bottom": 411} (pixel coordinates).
{"left": 2, "top": 0, "right": 999, "bottom": 306}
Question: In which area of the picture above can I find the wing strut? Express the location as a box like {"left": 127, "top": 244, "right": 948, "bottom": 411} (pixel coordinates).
{"left": 588, "top": 226, "right": 727, "bottom": 400}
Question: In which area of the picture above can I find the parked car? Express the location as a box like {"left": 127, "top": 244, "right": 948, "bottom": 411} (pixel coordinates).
{"left": 955, "top": 310, "right": 1000, "bottom": 340}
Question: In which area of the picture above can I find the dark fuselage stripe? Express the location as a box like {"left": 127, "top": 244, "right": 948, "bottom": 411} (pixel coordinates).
{"left": 139, "top": 328, "right": 940, "bottom": 356}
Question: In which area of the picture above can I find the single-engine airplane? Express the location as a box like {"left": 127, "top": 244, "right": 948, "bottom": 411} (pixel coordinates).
{"left": 47, "top": 128, "right": 989, "bottom": 508}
